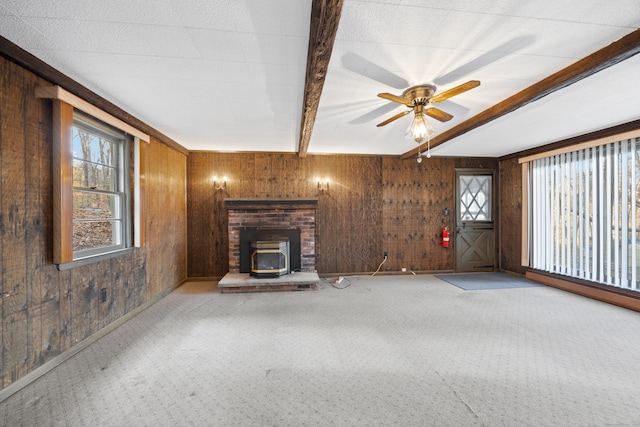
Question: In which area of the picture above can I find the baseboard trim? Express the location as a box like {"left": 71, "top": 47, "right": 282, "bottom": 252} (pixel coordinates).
{"left": 319, "top": 269, "right": 454, "bottom": 279}
{"left": 526, "top": 270, "right": 640, "bottom": 313}
{"left": 0, "top": 283, "right": 181, "bottom": 403}
{"left": 185, "top": 276, "right": 223, "bottom": 282}
{"left": 184, "top": 271, "right": 455, "bottom": 281}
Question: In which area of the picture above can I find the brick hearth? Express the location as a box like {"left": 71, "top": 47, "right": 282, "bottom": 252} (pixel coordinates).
{"left": 218, "top": 272, "right": 319, "bottom": 293}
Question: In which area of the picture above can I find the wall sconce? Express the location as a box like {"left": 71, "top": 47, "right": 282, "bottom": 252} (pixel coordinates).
{"left": 317, "top": 178, "right": 330, "bottom": 192}
{"left": 213, "top": 176, "right": 227, "bottom": 191}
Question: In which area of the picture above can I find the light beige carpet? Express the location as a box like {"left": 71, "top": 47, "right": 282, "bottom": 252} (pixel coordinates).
{"left": 1, "top": 275, "right": 640, "bottom": 426}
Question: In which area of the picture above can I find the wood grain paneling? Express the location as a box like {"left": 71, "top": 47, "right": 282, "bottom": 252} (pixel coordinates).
{"left": 498, "top": 158, "right": 524, "bottom": 274}
{"left": 1, "top": 57, "right": 29, "bottom": 386}
{"left": 51, "top": 100, "right": 74, "bottom": 264}
{"left": 312, "top": 155, "right": 382, "bottom": 273}
{"left": 144, "top": 137, "right": 187, "bottom": 299}
{"left": 187, "top": 153, "right": 496, "bottom": 277}
{"left": 0, "top": 56, "right": 187, "bottom": 391}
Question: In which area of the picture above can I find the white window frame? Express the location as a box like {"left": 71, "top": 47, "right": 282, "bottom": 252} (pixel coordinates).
{"left": 72, "top": 112, "right": 130, "bottom": 259}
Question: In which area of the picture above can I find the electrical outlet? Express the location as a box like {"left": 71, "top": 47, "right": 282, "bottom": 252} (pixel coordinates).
{"left": 402, "top": 267, "right": 407, "bottom": 272}
{"left": 384, "top": 251, "right": 388, "bottom": 258}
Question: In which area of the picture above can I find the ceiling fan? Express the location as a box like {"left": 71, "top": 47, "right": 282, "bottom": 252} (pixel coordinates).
{"left": 376, "top": 80, "right": 481, "bottom": 143}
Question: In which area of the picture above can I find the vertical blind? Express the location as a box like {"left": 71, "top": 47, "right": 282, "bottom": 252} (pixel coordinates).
{"left": 529, "top": 137, "right": 639, "bottom": 291}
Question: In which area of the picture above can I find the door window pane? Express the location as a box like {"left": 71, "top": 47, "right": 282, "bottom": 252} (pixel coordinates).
{"left": 459, "top": 175, "right": 492, "bottom": 221}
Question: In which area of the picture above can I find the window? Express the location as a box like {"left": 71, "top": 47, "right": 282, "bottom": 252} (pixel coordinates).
{"left": 459, "top": 175, "right": 492, "bottom": 221}
{"left": 37, "top": 85, "right": 148, "bottom": 268}
{"left": 522, "top": 135, "right": 639, "bottom": 291}
{"left": 72, "top": 112, "right": 130, "bottom": 258}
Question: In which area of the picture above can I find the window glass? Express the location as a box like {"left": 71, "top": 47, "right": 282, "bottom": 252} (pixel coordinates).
{"left": 72, "top": 113, "right": 129, "bottom": 258}
{"left": 459, "top": 175, "right": 492, "bottom": 221}
{"left": 72, "top": 127, "right": 117, "bottom": 191}
{"left": 529, "top": 138, "right": 639, "bottom": 291}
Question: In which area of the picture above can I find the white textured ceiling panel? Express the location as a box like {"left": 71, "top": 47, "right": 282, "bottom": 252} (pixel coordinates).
{"left": 431, "top": 57, "right": 640, "bottom": 158}
{"left": 309, "top": 0, "right": 640, "bottom": 156}
{"left": 0, "top": 0, "right": 638, "bottom": 156}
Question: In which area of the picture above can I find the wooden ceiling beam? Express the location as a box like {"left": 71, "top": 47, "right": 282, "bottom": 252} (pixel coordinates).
{"left": 401, "top": 28, "right": 640, "bottom": 160}
{"left": 298, "top": 0, "right": 344, "bottom": 157}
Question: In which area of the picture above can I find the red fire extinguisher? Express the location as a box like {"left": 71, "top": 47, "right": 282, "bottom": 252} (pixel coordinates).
{"left": 442, "top": 227, "right": 450, "bottom": 248}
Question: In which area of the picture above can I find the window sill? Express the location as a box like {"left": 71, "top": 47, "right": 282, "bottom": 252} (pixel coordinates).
{"left": 56, "top": 248, "right": 134, "bottom": 271}
{"left": 526, "top": 269, "right": 640, "bottom": 313}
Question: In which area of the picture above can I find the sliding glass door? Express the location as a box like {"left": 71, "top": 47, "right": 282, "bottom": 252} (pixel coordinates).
{"left": 527, "top": 137, "right": 639, "bottom": 290}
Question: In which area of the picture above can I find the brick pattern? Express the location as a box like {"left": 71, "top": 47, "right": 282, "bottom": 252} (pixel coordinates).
{"left": 227, "top": 208, "right": 316, "bottom": 273}
{"left": 220, "top": 284, "right": 317, "bottom": 293}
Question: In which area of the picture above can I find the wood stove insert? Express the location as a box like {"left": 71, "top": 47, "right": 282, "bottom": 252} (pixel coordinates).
{"left": 250, "top": 238, "right": 290, "bottom": 277}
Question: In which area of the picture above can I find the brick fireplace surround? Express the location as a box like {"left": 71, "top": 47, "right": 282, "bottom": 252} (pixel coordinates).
{"left": 225, "top": 198, "right": 318, "bottom": 274}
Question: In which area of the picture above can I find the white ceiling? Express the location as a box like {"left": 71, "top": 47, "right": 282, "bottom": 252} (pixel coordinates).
{"left": 1, "top": 0, "right": 639, "bottom": 157}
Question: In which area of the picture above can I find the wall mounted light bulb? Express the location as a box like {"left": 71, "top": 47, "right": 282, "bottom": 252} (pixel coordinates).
{"left": 317, "top": 178, "right": 329, "bottom": 192}
{"left": 213, "top": 175, "right": 227, "bottom": 190}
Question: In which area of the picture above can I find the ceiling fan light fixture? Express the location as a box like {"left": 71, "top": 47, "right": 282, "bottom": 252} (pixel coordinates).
{"left": 376, "top": 80, "right": 480, "bottom": 146}
{"left": 405, "top": 110, "right": 434, "bottom": 143}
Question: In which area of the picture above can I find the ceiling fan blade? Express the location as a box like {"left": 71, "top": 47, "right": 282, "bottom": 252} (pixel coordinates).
{"left": 377, "top": 92, "right": 413, "bottom": 107}
{"left": 376, "top": 110, "right": 411, "bottom": 127}
{"left": 431, "top": 80, "right": 480, "bottom": 103}
{"left": 426, "top": 107, "right": 453, "bottom": 122}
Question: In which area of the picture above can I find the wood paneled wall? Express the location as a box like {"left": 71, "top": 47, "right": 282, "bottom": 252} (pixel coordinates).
{"left": 144, "top": 137, "right": 187, "bottom": 299}
{"left": 498, "top": 158, "right": 525, "bottom": 274}
{"left": 187, "top": 153, "right": 497, "bottom": 276}
{"left": 0, "top": 57, "right": 187, "bottom": 390}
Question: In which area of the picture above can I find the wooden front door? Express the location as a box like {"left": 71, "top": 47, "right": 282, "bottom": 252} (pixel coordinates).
{"left": 455, "top": 170, "right": 495, "bottom": 272}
